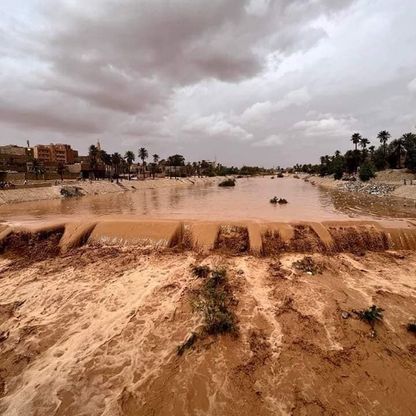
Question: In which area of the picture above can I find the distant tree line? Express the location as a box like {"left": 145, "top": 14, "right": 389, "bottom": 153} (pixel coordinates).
{"left": 87, "top": 145, "right": 274, "bottom": 180}
{"left": 293, "top": 131, "right": 416, "bottom": 181}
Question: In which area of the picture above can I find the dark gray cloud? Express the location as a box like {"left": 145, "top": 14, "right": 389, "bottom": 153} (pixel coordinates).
{"left": 0, "top": 0, "right": 415, "bottom": 166}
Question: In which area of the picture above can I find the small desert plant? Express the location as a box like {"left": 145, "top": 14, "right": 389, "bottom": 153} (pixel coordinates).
{"left": 277, "top": 172, "right": 284, "bottom": 178}
{"left": 192, "top": 264, "right": 211, "bottom": 278}
{"left": 278, "top": 198, "right": 288, "bottom": 204}
{"left": 292, "top": 256, "right": 321, "bottom": 275}
{"left": 177, "top": 332, "right": 198, "bottom": 356}
{"left": 218, "top": 178, "right": 236, "bottom": 187}
{"left": 407, "top": 321, "right": 416, "bottom": 333}
{"left": 195, "top": 268, "right": 237, "bottom": 335}
{"left": 357, "top": 305, "right": 384, "bottom": 328}
{"left": 270, "top": 196, "right": 278, "bottom": 204}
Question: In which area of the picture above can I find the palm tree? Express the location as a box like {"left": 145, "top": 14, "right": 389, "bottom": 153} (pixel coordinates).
{"left": 32, "top": 158, "right": 44, "bottom": 180}
{"left": 359, "top": 137, "right": 370, "bottom": 149}
{"left": 151, "top": 154, "right": 159, "bottom": 179}
{"left": 124, "top": 151, "right": 135, "bottom": 180}
{"left": 377, "top": 130, "right": 390, "bottom": 159}
{"left": 111, "top": 152, "right": 122, "bottom": 182}
{"left": 89, "top": 145, "right": 99, "bottom": 178}
{"left": 351, "top": 133, "right": 362, "bottom": 151}
{"left": 392, "top": 138, "right": 406, "bottom": 169}
{"left": 99, "top": 150, "right": 112, "bottom": 180}
{"left": 369, "top": 145, "right": 375, "bottom": 157}
{"left": 138, "top": 147, "right": 148, "bottom": 179}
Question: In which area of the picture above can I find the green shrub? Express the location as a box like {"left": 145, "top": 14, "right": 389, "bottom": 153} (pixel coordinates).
{"left": 192, "top": 265, "right": 211, "bottom": 278}
{"left": 357, "top": 305, "right": 384, "bottom": 328}
{"left": 359, "top": 161, "right": 376, "bottom": 182}
{"left": 292, "top": 256, "right": 321, "bottom": 275}
{"left": 334, "top": 166, "right": 343, "bottom": 180}
{"left": 194, "top": 268, "right": 237, "bottom": 335}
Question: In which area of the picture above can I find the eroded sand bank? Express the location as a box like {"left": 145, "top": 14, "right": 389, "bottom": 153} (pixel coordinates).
{"left": 0, "top": 177, "right": 220, "bottom": 205}
{"left": 0, "top": 240, "right": 416, "bottom": 415}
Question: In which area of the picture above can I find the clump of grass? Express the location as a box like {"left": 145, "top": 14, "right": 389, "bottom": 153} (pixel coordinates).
{"left": 191, "top": 264, "right": 211, "bottom": 278}
{"left": 177, "top": 332, "right": 198, "bottom": 356}
{"left": 178, "top": 266, "right": 238, "bottom": 357}
{"left": 218, "top": 178, "right": 236, "bottom": 187}
{"left": 292, "top": 256, "right": 321, "bottom": 275}
{"left": 194, "top": 268, "right": 237, "bottom": 335}
{"left": 407, "top": 322, "right": 416, "bottom": 333}
{"left": 356, "top": 305, "right": 384, "bottom": 328}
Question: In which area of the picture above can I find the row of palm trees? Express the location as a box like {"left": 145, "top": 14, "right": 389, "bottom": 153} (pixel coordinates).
{"left": 350, "top": 130, "right": 414, "bottom": 169}
{"left": 295, "top": 130, "right": 416, "bottom": 180}
{"left": 88, "top": 145, "right": 160, "bottom": 179}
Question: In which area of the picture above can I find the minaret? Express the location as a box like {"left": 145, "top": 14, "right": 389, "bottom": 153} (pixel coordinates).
{"left": 96, "top": 140, "right": 101, "bottom": 151}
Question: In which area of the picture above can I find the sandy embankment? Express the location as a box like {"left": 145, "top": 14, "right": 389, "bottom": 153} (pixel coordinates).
{"left": 303, "top": 169, "right": 416, "bottom": 200}
{"left": 0, "top": 243, "right": 415, "bottom": 416}
{"left": 0, "top": 177, "right": 220, "bottom": 205}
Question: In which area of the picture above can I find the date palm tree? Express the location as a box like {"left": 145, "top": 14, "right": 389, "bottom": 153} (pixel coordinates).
{"left": 359, "top": 137, "right": 370, "bottom": 149}
{"left": 138, "top": 147, "right": 148, "bottom": 179}
{"left": 151, "top": 154, "right": 159, "bottom": 179}
{"left": 88, "top": 145, "right": 99, "bottom": 178}
{"left": 377, "top": 130, "right": 390, "bottom": 159}
{"left": 392, "top": 137, "right": 406, "bottom": 169}
{"left": 111, "top": 152, "right": 122, "bottom": 183}
{"left": 99, "top": 150, "right": 112, "bottom": 180}
{"left": 124, "top": 151, "right": 135, "bottom": 180}
{"left": 351, "top": 133, "right": 362, "bottom": 151}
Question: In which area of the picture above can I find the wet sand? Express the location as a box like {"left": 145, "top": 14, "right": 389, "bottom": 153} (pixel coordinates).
{"left": 0, "top": 247, "right": 415, "bottom": 415}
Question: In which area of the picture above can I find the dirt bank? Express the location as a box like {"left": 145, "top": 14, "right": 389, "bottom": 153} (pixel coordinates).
{"left": 303, "top": 169, "right": 416, "bottom": 202}
{"left": 0, "top": 177, "right": 220, "bottom": 205}
{"left": 0, "top": 243, "right": 415, "bottom": 415}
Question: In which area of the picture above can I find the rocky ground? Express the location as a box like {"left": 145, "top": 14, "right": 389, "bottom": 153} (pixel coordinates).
{"left": 0, "top": 245, "right": 415, "bottom": 416}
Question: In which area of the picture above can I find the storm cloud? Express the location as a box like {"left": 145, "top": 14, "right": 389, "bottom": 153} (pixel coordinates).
{"left": 1, "top": 0, "right": 415, "bottom": 166}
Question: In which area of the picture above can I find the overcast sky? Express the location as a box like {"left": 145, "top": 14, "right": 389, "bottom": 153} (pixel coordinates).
{"left": 1, "top": 0, "right": 416, "bottom": 167}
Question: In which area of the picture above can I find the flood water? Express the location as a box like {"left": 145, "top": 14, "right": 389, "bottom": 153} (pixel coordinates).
{"left": 0, "top": 177, "right": 414, "bottom": 226}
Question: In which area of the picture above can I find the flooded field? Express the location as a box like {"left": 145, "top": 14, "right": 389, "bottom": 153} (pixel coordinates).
{"left": 0, "top": 177, "right": 414, "bottom": 226}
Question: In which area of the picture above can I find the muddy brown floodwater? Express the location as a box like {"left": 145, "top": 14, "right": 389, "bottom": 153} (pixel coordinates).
{"left": 0, "top": 177, "right": 415, "bottom": 226}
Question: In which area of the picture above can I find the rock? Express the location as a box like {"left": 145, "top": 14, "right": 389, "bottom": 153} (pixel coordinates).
{"left": 60, "top": 186, "right": 83, "bottom": 198}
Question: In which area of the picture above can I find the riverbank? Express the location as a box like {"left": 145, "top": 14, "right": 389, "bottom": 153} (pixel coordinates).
{"left": 0, "top": 243, "right": 415, "bottom": 415}
{"left": 303, "top": 169, "right": 416, "bottom": 201}
{"left": 0, "top": 177, "right": 221, "bottom": 205}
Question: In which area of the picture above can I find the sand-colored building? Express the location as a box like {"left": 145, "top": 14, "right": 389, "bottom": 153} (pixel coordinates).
{"left": 33, "top": 143, "right": 78, "bottom": 164}
{"left": 0, "top": 145, "right": 33, "bottom": 172}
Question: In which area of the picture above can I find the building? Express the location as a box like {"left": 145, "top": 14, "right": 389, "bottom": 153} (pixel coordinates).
{"left": 33, "top": 143, "right": 79, "bottom": 164}
{"left": 0, "top": 145, "right": 33, "bottom": 172}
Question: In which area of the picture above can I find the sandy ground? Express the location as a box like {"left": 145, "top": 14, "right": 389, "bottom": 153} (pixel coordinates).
{"left": 0, "top": 177, "right": 220, "bottom": 205}
{"left": 0, "top": 245, "right": 415, "bottom": 416}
